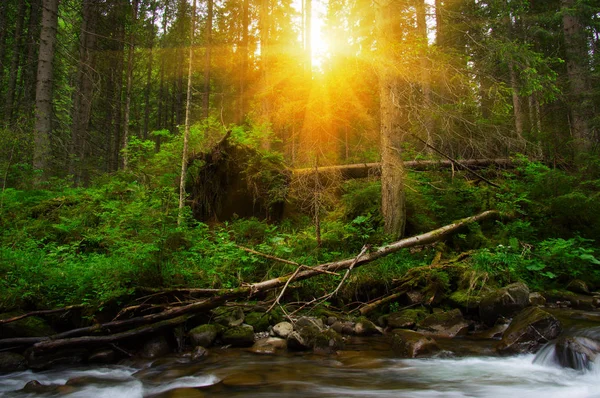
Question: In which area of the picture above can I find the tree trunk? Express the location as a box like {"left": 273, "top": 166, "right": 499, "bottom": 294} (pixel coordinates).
{"left": 179, "top": 0, "right": 197, "bottom": 226}
{"left": 33, "top": 0, "right": 60, "bottom": 178}
{"left": 561, "top": 0, "right": 594, "bottom": 152}
{"left": 203, "top": 0, "right": 213, "bottom": 118}
{"left": 416, "top": 0, "right": 434, "bottom": 148}
{"left": 70, "top": 0, "right": 97, "bottom": 185}
{"left": 23, "top": 0, "right": 42, "bottom": 118}
{"left": 143, "top": 5, "right": 157, "bottom": 140}
{"left": 238, "top": 0, "right": 249, "bottom": 123}
{"left": 305, "top": 0, "right": 312, "bottom": 78}
{"left": 376, "top": 0, "right": 406, "bottom": 239}
{"left": 4, "top": 0, "right": 26, "bottom": 123}
{"left": 122, "top": 0, "right": 139, "bottom": 170}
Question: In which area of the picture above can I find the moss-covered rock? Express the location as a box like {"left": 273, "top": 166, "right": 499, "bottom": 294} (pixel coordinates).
{"left": 417, "top": 309, "right": 469, "bottom": 338}
{"left": 222, "top": 324, "right": 255, "bottom": 347}
{"left": 272, "top": 321, "right": 294, "bottom": 338}
{"left": 496, "top": 307, "right": 562, "bottom": 354}
{"left": 212, "top": 307, "right": 245, "bottom": 327}
{"left": 479, "top": 282, "right": 530, "bottom": 326}
{"left": 188, "top": 324, "right": 221, "bottom": 348}
{"left": 0, "top": 313, "right": 55, "bottom": 338}
{"left": 386, "top": 308, "right": 428, "bottom": 329}
{"left": 0, "top": 352, "right": 27, "bottom": 372}
{"left": 390, "top": 329, "right": 440, "bottom": 358}
{"left": 354, "top": 317, "right": 381, "bottom": 336}
{"left": 448, "top": 289, "right": 482, "bottom": 312}
{"left": 567, "top": 279, "right": 591, "bottom": 295}
{"left": 244, "top": 312, "right": 271, "bottom": 333}
{"left": 313, "top": 329, "right": 344, "bottom": 353}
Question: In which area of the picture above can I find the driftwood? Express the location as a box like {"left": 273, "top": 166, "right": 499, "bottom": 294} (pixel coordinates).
{"left": 0, "top": 210, "right": 501, "bottom": 353}
{"left": 292, "top": 159, "right": 516, "bottom": 180}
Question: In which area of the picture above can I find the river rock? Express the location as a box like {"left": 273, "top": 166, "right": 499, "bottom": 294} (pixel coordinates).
{"left": 26, "top": 348, "right": 87, "bottom": 370}
{"left": 390, "top": 329, "right": 440, "bottom": 358}
{"left": 554, "top": 336, "right": 600, "bottom": 370}
{"left": 479, "top": 282, "right": 530, "bottom": 326}
{"left": 529, "top": 292, "right": 546, "bottom": 306}
{"left": 250, "top": 337, "right": 287, "bottom": 354}
{"left": 417, "top": 309, "right": 470, "bottom": 338}
{"left": 141, "top": 334, "right": 172, "bottom": 358}
{"left": 0, "top": 352, "right": 26, "bottom": 372}
{"left": 272, "top": 322, "right": 293, "bottom": 338}
{"left": 331, "top": 320, "right": 355, "bottom": 335}
{"left": 88, "top": 349, "right": 116, "bottom": 364}
{"left": 567, "top": 279, "right": 591, "bottom": 295}
{"left": 386, "top": 308, "right": 428, "bottom": 329}
{"left": 191, "top": 346, "right": 209, "bottom": 360}
{"left": 496, "top": 307, "right": 562, "bottom": 354}
{"left": 213, "top": 306, "right": 245, "bottom": 327}
{"left": 244, "top": 312, "right": 270, "bottom": 332}
{"left": 448, "top": 290, "right": 482, "bottom": 312}
{"left": 222, "top": 324, "right": 255, "bottom": 347}
{"left": 295, "top": 316, "right": 324, "bottom": 330}
{"left": 0, "top": 313, "right": 55, "bottom": 338}
{"left": 354, "top": 317, "right": 382, "bottom": 336}
{"left": 189, "top": 324, "right": 220, "bottom": 348}
{"left": 21, "top": 380, "right": 57, "bottom": 394}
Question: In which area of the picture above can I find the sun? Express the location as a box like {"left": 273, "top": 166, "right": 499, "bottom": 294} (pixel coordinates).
{"left": 310, "top": 0, "right": 329, "bottom": 70}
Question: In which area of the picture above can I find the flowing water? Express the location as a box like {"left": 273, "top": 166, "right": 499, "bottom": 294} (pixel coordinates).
{"left": 1, "top": 335, "right": 600, "bottom": 398}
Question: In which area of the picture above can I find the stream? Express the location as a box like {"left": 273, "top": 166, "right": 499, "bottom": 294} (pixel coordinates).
{"left": 1, "top": 334, "right": 599, "bottom": 398}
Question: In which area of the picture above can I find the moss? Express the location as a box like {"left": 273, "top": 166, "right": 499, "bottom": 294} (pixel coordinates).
{"left": 245, "top": 312, "right": 270, "bottom": 332}
{"left": 0, "top": 313, "right": 55, "bottom": 338}
{"left": 448, "top": 289, "right": 482, "bottom": 310}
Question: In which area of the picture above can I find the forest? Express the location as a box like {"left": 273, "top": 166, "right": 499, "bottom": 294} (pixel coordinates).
{"left": 1, "top": 0, "right": 600, "bottom": 379}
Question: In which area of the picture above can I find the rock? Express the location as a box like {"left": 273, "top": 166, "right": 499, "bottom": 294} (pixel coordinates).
{"left": 386, "top": 308, "right": 428, "bottom": 329}
{"left": 191, "top": 346, "right": 209, "bottom": 360}
{"left": 222, "top": 372, "right": 265, "bottom": 386}
{"left": 354, "top": 317, "right": 382, "bottom": 336}
{"left": 222, "top": 324, "right": 255, "bottom": 347}
{"left": 448, "top": 290, "right": 482, "bottom": 312}
{"left": 529, "top": 292, "right": 546, "bottom": 306}
{"left": 272, "top": 322, "right": 294, "bottom": 339}
{"left": 244, "top": 312, "right": 271, "bottom": 333}
{"left": 295, "top": 316, "right": 324, "bottom": 330}
{"left": 189, "top": 324, "right": 220, "bottom": 348}
{"left": 0, "top": 313, "right": 55, "bottom": 338}
{"left": 567, "top": 279, "right": 591, "bottom": 295}
{"left": 287, "top": 330, "right": 310, "bottom": 351}
{"left": 21, "top": 380, "right": 57, "bottom": 394}
{"left": 417, "top": 309, "right": 470, "bottom": 338}
{"left": 327, "top": 316, "right": 337, "bottom": 326}
{"left": 406, "top": 290, "right": 425, "bottom": 305}
{"left": 390, "top": 329, "right": 440, "bottom": 358}
{"left": 26, "top": 348, "right": 87, "bottom": 370}
{"left": 496, "top": 307, "right": 562, "bottom": 354}
{"left": 331, "top": 321, "right": 355, "bottom": 335}
{"left": 213, "top": 306, "right": 244, "bottom": 327}
{"left": 469, "top": 323, "right": 509, "bottom": 340}
{"left": 88, "top": 349, "right": 116, "bottom": 364}
{"left": 554, "top": 336, "right": 600, "bottom": 370}
{"left": 141, "top": 334, "right": 172, "bottom": 358}
{"left": 0, "top": 352, "right": 26, "bottom": 372}
{"left": 479, "top": 282, "right": 530, "bottom": 326}
{"left": 250, "top": 337, "right": 287, "bottom": 354}
{"left": 313, "top": 329, "right": 344, "bottom": 354}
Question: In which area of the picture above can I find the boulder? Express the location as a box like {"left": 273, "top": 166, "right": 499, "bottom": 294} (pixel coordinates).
{"left": 295, "top": 316, "right": 324, "bottom": 330}
{"left": 354, "top": 317, "right": 382, "bottom": 336}
{"left": 191, "top": 346, "right": 209, "bottom": 361}
{"left": 496, "top": 307, "right": 562, "bottom": 354}
{"left": 0, "top": 352, "right": 27, "bottom": 372}
{"left": 272, "top": 322, "right": 294, "bottom": 339}
{"left": 448, "top": 290, "right": 482, "bottom": 312}
{"left": 141, "top": 334, "right": 172, "bottom": 358}
{"left": 386, "top": 308, "right": 428, "bottom": 329}
{"left": 188, "top": 324, "right": 220, "bottom": 348}
{"left": 417, "top": 309, "right": 470, "bottom": 338}
{"left": 287, "top": 324, "right": 320, "bottom": 351}
{"left": 88, "top": 349, "right": 116, "bottom": 364}
{"left": 554, "top": 336, "right": 600, "bottom": 370}
{"left": 390, "top": 329, "right": 440, "bottom": 358}
{"left": 222, "top": 324, "right": 255, "bottom": 347}
{"left": 331, "top": 320, "right": 355, "bottom": 335}
{"left": 479, "top": 282, "right": 530, "bottom": 326}
{"left": 567, "top": 279, "right": 591, "bottom": 295}
{"left": 0, "top": 313, "right": 55, "bottom": 338}
{"left": 244, "top": 312, "right": 271, "bottom": 333}
{"left": 313, "top": 329, "right": 344, "bottom": 354}
{"left": 529, "top": 292, "right": 546, "bottom": 306}
{"left": 26, "top": 348, "right": 87, "bottom": 370}
{"left": 213, "top": 306, "right": 244, "bottom": 327}
{"left": 250, "top": 337, "right": 288, "bottom": 354}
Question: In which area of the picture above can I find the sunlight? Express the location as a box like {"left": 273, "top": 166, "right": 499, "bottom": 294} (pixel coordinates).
{"left": 294, "top": 0, "right": 330, "bottom": 71}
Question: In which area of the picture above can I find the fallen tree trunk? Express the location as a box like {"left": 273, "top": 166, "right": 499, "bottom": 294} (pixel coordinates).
{"left": 0, "top": 210, "right": 501, "bottom": 353}
{"left": 292, "top": 159, "right": 516, "bottom": 180}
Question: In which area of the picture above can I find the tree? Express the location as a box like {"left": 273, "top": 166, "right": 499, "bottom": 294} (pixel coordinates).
{"left": 33, "top": 0, "right": 60, "bottom": 179}
{"left": 375, "top": 0, "right": 406, "bottom": 239}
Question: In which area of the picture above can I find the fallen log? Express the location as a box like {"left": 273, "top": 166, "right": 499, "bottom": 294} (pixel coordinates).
{"left": 292, "top": 159, "right": 516, "bottom": 180}
{"left": 0, "top": 210, "right": 501, "bottom": 353}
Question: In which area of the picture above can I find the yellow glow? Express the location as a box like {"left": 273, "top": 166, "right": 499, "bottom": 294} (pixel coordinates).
{"left": 310, "top": 1, "right": 329, "bottom": 69}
